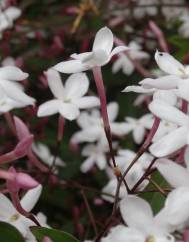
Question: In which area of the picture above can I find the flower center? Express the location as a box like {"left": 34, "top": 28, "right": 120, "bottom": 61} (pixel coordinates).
{"left": 146, "top": 236, "right": 155, "bottom": 242}
{"left": 10, "top": 213, "right": 20, "bottom": 222}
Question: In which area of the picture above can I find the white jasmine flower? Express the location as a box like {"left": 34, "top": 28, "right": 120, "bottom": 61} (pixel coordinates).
{"left": 102, "top": 195, "right": 175, "bottom": 242}
{"left": 53, "top": 27, "right": 129, "bottom": 73}
{"left": 37, "top": 69, "right": 100, "bottom": 121}
{"left": 71, "top": 102, "right": 128, "bottom": 145}
{"left": 112, "top": 41, "right": 149, "bottom": 76}
{"left": 80, "top": 143, "right": 108, "bottom": 173}
{"left": 0, "top": 185, "right": 42, "bottom": 238}
{"left": 0, "top": 66, "right": 35, "bottom": 107}
{"left": 123, "top": 114, "right": 154, "bottom": 144}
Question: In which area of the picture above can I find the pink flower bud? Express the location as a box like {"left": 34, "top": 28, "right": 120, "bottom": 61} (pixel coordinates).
{"left": 42, "top": 236, "right": 53, "bottom": 242}
{"left": 16, "top": 172, "right": 39, "bottom": 190}
{"left": 7, "top": 167, "right": 39, "bottom": 192}
{"left": 14, "top": 116, "right": 31, "bottom": 140}
{"left": 14, "top": 135, "right": 33, "bottom": 158}
{"left": 184, "top": 229, "right": 189, "bottom": 242}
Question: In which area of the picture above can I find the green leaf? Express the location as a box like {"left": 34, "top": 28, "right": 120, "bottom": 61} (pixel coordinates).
{"left": 31, "top": 226, "right": 80, "bottom": 242}
{"left": 0, "top": 222, "right": 25, "bottom": 242}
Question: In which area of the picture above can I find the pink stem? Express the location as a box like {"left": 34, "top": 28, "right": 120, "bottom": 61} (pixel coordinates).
{"left": 0, "top": 151, "right": 15, "bottom": 164}
{"left": 92, "top": 66, "right": 117, "bottom": 168}
{"left": 181, "top": 99, "right": 188, "bottom": 114}
{"left": 10, "top": 190, "right": 41, "bottom": 226}
{"left": 57, "top": 116, "right": 65, "bottom": 142}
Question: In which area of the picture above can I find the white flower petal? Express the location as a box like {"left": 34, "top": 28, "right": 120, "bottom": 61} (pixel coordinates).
{"left": 0, "top": 80, "right": 35, "bottom": 105}
{"left": 101, "top": 225, "right": 144, "bottom": 242}
{"left": 0, "top": 193, "right": 16, "bottom": 218}
{"left": 110, "top": 46, "right": 129, "bottom": 58}
{"left": 80, "top": 156, "right": 95, "bottom": 173}
{"left": 37, "top": 100, "right": 60, "bottom": 117}
{"left": 76, "top": 96, "right": 100, "bottom": 109}
{"left": 107, "top": 102, "right": 119, "bottom": 121}
{"left": 53, "top": 60, "right": 87, "bottom": 74}
{"left": 156, "top": 158, "right": 189, "bottom": 188}
{"left": 122, "top": 85, "right": 155, "bottom": 93}
{"left": 45, "top": 69, "right": 65, "bottom": 99}
{"left": 149, "top": 127, "right": 188, "bottom": 157}
{"left": 149, "top": 100, "right": 189, "bottom": 126}
{"left": 58, "top": 103, "right": 79, "bottom": 120}
{"left": 177, "top": 81, "right": 189, "bottom": 102}
{"left": 20, "top": 185, "right": 42, "bottom": 212}
{"left": 92, "top": 27, "right": 113, "bottom": 54}
{"left": 133, "top": 126, "right": 145, "bottom": 144}
{"left": 5, "top": 7, "right": 21, "bottom": 21}
{"left": 163, "top": 187, "right": 189, "bottom": 228}
{"left": 140, "top": 75, "right": 180, "bottom": 90}
{"left": 0, "top": 66, "right": 28, "bottom": 81}
{"left": 153, "top": 90, "right": 177, "bottom": 106}
{"left": 96, "top": 155, "right": 107, "bottom": 170}
{"left": 120, "top": 195, "right": 153, "bottom": 231}
{"left": 155, "top": 50, "right": 186, "bottom": 76}
{"left": 64, "top": 73, "right": 89, "bottom": 99}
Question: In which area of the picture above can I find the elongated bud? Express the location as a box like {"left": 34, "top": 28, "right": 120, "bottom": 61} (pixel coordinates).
{"left": 7, "top": 167, "right": 39, "bottom": 192}
{"left": 184, "top": 229, "right": 189, "bottom": 242}
{"left": 14, "top": 116, "right": 31, "bottom": 140}
{"left": 42, "top": 237, "right": 53, "bottom": 242}
{"left": 14, "top": 135, "right": 33, "bottom": 157}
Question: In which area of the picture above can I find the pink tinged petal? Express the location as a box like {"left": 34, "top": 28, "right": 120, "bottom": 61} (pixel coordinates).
{"left": 92, "top": 27, "right": 113, "bottom": 55}
{"left": 76, "top": 96, "right": 100, "bottom": 109}
{"left": 64, "top": 73, "right": 89, "bottom": 99}
{"left": 149, "top": 127, "right": 188, "bottom": 157}
{"left": 133, "top": 126, "right": 145, "bottom": 144}
{"left": 155, "top": 50, "right": 186, "bottom": 76}
{"left": 153, "top": 90, "right": 177, "bottom": 106}
{"left": 45, "top": 69, "right": 65, "bottom": 99}
{"left": 110, "top": 46, "right": 130, "bottom": 58}
{"left": 37, "top": 100, "right": 61, "bottom": 117}
{"left": 14, "top": 116, "right": 31, "bottom": 141}
{"left": 149, "top": 100, "right": 189, "bottom": 126}
{"left": 156, "top": 158, "right": 189, "bottom": 188}
{"left": 107, "top": 102, "right": 118, "bottom": 121}
{"left": 53, "top": 60, "right": 87, "bottom": 74}
{"left": 122, "top": 85, "right": 155, "bottom": 93}
{"left": 140, "top": 75, "right": 180, "bottom": 89}
{"left": 120, "top": 195, "right": 153, "bottom": 232}
{"left": 58, "top": 103, "right": 79, "bottom": 120}
{"left": 20, "top": 184, "right": 42, "bottom": 212}
{"left": 0, "top": 66, "right": 28, "bottom": 81}
{"left": 80, "top": 156, "right": 95, "bottom": 173}
{"left": 0, "top": 80, "right": 35, "bottom": 105}
{"left": 184, "top": 230, "right": 189, "bottom": 242}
